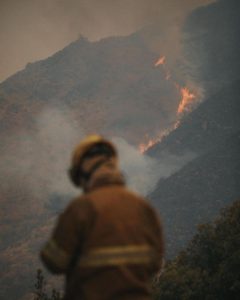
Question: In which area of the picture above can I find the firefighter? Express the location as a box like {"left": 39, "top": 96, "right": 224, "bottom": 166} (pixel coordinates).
{"left": 40, "top": 135, "right": 164, "bottom": 300}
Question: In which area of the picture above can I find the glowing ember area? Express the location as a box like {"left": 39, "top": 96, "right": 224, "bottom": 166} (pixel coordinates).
{"left": 139, "top": 120, "right": 182, "bottom": 153}
{"left": 177, "top": 87, "right": 196, "bottom": 115}
{"left": 138, "top": 55, "right": 198, "bottom": 154}
{"left": 139, "top": 139, "right": 160, "bottom": 154}
{"left": 165, "top": 72, "right": 171, "bottom": 80}
{"left": 154, "top": 55, "right": 171, "bottom": 79}
{"left": 155, "top": 56, "right": 166, "bottom": 67}
{"left": 174, "top": 120, "right": 181, "bottom": 129}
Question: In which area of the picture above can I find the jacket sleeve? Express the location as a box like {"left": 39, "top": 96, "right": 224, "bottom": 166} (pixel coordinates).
{"left": 40, "top": 196, "right": 95, "bottom": 274}
{"left": 142, "top": 202, "right": 165, "bottom": 274}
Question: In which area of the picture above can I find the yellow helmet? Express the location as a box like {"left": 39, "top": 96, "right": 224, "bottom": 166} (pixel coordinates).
{"left": 69, "top": 135, "right": 117, "bottom": 187}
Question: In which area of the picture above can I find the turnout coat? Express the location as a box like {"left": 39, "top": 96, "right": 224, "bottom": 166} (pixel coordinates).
{"left": 41, "top": 162, "right": 164, "bottom": 300}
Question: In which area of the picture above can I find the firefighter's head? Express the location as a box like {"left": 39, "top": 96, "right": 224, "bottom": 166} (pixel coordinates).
{"left": 69, "top": 135, "right": 118, "bottom": 188}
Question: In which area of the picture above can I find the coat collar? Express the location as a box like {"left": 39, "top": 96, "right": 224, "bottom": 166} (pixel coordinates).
{"left": 84, "top": 161, "right": 125, "bottom": 193}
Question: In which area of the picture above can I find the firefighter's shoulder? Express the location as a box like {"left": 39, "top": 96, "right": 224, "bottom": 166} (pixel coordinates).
{"left": 63, "top": 194, "right": 97, "bottom": 220}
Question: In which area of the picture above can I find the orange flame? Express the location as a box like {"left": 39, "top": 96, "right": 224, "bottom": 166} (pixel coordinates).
{"left": 154, "top": 56, "right": 171, "bottom": 79}
{"left": 155, "top": 56, "right": 166, "bottom": 67}
{"left": 165, "top": 72, "right": 171, "bottom": 80}
{"left": 177, "top": 87, "right": 196, "bottom": 115}
{"left": 138, "top": 56, "right": 197, "bottom": 153}
{"left": 139, "top": 139, "right": 158, "bottom": 154}
{"left": 139, "top": 127, "right": 173, "bottom": 153}
{"left": 138, "top": 119, "right": 182, "bottom": 154}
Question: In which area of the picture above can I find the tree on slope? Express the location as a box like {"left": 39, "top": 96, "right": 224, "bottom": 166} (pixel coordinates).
{"left": 154, "top": 200, "right": 240, "bottom": 300}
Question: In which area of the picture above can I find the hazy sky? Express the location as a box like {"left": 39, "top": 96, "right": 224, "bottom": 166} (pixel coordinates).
{"left": 0, "top": 0, "right": 215, "bottom": 82}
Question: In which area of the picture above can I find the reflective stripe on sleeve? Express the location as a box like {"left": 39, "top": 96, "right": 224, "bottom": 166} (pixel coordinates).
{"left": 79, "top": 244, "right": 156, "bottom": 267}
{"left": 41, "top": 239, "right": 71, "bottom": 270}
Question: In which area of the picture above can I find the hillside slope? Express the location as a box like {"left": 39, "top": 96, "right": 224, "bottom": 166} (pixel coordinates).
{"left": 0, "top": 30, "right": 180, "bottom": 300}
{"left": 183, "top": 0, "right": 240, "bottom": 96}
{"left": 147, "top": 80, "right": 240, "bottom": 158}
{"left": 0, "top": 34, "right": 179, "bottom": 146}
{"left": 148, "top": 79, "right": 240, "bottom": 257}
{"left": 149, "top": 130, "right": 240, "bottom": 257}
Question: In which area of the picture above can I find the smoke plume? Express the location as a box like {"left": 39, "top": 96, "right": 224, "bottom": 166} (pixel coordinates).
{"left": 0, "top": 108, "right": 195, "bottom": 213}
{"left": 113, "top": 137, "right": 195, "bottom": 196}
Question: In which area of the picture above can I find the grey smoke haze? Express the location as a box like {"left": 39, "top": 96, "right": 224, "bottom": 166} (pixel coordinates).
{"left": 113, "top": 137, "right": 195, "bottom": 196}
{"left": 0, "top": 0, "right": 215, "bottom": 82}
{"left": 0, "top": 108, "right": 81, "bottom": 207}
{"left": 0, "top": 108, "right": 195, "bottom": 210}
